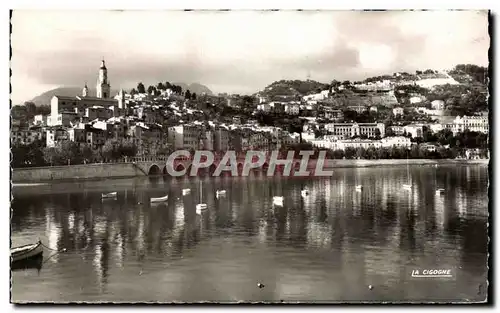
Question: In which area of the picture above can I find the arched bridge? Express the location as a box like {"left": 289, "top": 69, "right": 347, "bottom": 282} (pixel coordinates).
{"left": 127, "top": 152, "right": 314, "bottom": 177}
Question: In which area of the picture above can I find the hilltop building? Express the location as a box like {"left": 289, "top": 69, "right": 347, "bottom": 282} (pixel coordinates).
{"left": 49, "top": 60, "right": 126, "bottom": 126}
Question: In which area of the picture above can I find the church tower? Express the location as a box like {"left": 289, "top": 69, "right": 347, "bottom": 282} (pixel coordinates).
{"left": 96, "top": 59, "right": 111, "bottom": 98}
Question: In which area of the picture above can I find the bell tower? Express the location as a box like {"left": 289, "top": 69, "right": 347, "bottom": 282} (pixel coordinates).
{"left": 96, "top": 59, "right": 111, "bottom": 98}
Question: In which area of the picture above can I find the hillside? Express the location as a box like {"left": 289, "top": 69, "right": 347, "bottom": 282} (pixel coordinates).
{"left": 259, "top": 79, "right": 329, "bottom": 100}
{"left": 172, "top": 82, "right": 213, "bottom": 96}
{"left": 29, "top": 87, "right": 121, "bottom": 106}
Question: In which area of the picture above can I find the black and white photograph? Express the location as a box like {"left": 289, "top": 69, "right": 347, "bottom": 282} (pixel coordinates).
{"left": 8, "top": 7, "right": 491, "bottom": 304}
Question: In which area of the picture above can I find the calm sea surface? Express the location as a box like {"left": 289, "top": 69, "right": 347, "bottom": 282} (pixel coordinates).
{"left": 11, "top": 165, "right": 489, "bottom": 303}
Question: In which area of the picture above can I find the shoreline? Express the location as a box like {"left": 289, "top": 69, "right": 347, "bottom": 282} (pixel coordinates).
{"left": 11, "top": 158, "right": 489, "bottom": 184}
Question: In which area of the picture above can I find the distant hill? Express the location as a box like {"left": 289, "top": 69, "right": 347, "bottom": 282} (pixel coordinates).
{"left": 172, "top": 82, "right": 213, "bottom": 96}
{"left": 259, "top": 79, "right": 329, "bottom": 100}
{"left": 29, "top": 87, "right": 121, "bottom": 106}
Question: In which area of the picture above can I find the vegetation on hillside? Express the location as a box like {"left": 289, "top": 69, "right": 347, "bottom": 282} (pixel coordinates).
{"left": 261, "top": 79, "right": 329, "bottom": 99}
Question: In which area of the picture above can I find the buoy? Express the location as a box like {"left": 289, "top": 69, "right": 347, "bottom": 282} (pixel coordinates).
{"left": 257, "top": 283, "right": 265, "bottom": 288}
{"left": 368, "top": 285, "right": 373, "bottom": 290}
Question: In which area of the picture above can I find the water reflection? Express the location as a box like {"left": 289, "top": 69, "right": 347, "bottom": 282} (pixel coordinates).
{"left": 11, "top": 165, "right": 488, "bottom": 302}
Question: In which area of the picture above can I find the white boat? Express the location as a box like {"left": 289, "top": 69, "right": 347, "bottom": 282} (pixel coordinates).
{"left": 150, "top": 194, "right": 168, "bottom": 203}
{"left": 11, "top": 240, "right": 43, "bottom": 263}
{"left": 402, "top": 184, "right": 412, "bottom": 190}
{"left": 196, "top": 181, "right": 207, "bottom": 214}
{"left": 102, "top": 192, "right": 117, "bottom": 199}
{"left": 216, "top": 190, "right": 226, "bottom": 197}
{"left": 301, "top": 189, "right": 309, "bottom": 197}
{"left": 355, "top": 185, "right": 363, "bottom": 191}
{"left": 436, "top": 188, "right": 445, "bottom": 194}
{"left": 182, "top": 189, "right": 191, "bottom": 195}
{"left": 273, "top": 196, "right": 284, "bottom": 206}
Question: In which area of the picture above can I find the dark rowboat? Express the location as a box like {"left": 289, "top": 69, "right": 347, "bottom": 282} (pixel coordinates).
{"left": 11, "top": 240, "right": 43, "bottom": 263}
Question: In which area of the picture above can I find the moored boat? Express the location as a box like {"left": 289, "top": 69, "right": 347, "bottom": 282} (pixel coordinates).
{"left": 150, "top": 194, "right": 169, "bottom": 203}
{"left": 102, "top": 192, "right": 117, "bottom": 199}
{"left": 273, "top": 196, "right": 284, "bottom": 206}
{"left": 11, "top": 240, "right": 43, "bottom": 263}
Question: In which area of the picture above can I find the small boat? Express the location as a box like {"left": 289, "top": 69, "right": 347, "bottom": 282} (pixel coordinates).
{"left": 402, "top": 184, "right": 412, "bottom": 190}
{"left": 196, "top": 203, "right": 208, "bottom": 214}
{"left": 273, "top": 196, "right": 284, "bottom": 206}
{"left": 355, "top": 185, "right": 363, "bottom": 191}
{"left": 196, "top": 181, "right": 207, "bottom": 214}
{"left": 301, "top": 189, "right": 309, "bottom": 197}
{"left": 150, "top": 194, "right": 169, "bottom": 203}
{"left": 102, "top": 192, "right": 117, "bottom": 199}
{"left": 216, "top": 190, "right": 226, "bottom": 197}
{"left": 182, "top": 189, "right": 191, "bottom": 195}
{"left": 11, "top": 240, "right": 43, "bottom": 263}
{"left": 436, "top": 188, "right": 445, "bottom": 194}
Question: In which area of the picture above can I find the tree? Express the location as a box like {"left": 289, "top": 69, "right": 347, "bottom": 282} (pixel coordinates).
{"left": 157, "top": 82, "right": 165, "bottom": 91}
{"left": 130, "top": 88, "right": 137, "bottom": 95}
{"left": 147, "top": 85, "right": 156, "bottom": 95}
{"left": 185, "top": 89, "right": 191, "bottom": 100}
{"left": 344, "top": 147, "right": 356, "bottom": 159}
{"left": 191, "top": 92, "right": 197, "bottom": 100}
{"left": 42, "top": 141, "right": 82, "bottom": 165}
{"left": 137, "top": 82, "right": 146, "bottom": 94}
{"left": 24, "top": 102, "right": 37, "bottom": 119}
{"left": 11, "top": 139, "right": 46, "bottom": 168}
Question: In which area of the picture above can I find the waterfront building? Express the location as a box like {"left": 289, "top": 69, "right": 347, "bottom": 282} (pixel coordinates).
{"left": 214, "top": 127, "right": 230, "bottom": 152}
{"left": 452, "top": 115, "right": 489, "bottom": 134}
{"left": 168, "top": 124, "right": 202, "bottom": 151}
{"left": 46, "top": 127, "right": 69, "bottom": 147}
{"left": 324, "top": 122, "right": 385, "bottom": 139}
{"left": 11, "top": 126, "right": 46, "bottom": 145}
{"left": 380, "top": 136, "right": 411, "bottom": 148}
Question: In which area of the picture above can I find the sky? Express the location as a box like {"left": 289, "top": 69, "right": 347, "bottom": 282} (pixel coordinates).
{"left": 10, "top": 10, "right": 489, "bottom": 104}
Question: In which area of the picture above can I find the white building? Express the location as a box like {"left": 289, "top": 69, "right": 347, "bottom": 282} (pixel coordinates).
{"left": 428, "top": 123, "right": 444, "bottom": 133}
{"left": 431, "top": 100, "right": 445, "bottom": 110}
{"left": 452, "top": 115, "right": 489, "bottom": 134}
{"left": 324, "top": 122, "right": 385, "bottom": 138}
{"left": 284, "top": 104, "right": 300, "bottom": 115}
{"left": 50, "top": 60, "right": 122, "bottom": 121}
{"left": 403, "top": 124, "right": 424, "bottom": 138}
{"left": 380, "top": 136, "right": 411, "bottom": 148}
{"left": 33, "top": 114, "right": 48, "bottom": 126}
{"left": 393, "top": 107, "right": 404, "bottom": 116}
{"left": 257, "top": 103, "right": 271, "bottom": 112}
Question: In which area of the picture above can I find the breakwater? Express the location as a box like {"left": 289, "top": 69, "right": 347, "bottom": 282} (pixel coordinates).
{"left": 11, "top": 158, "right": 489, "bottom": 183}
